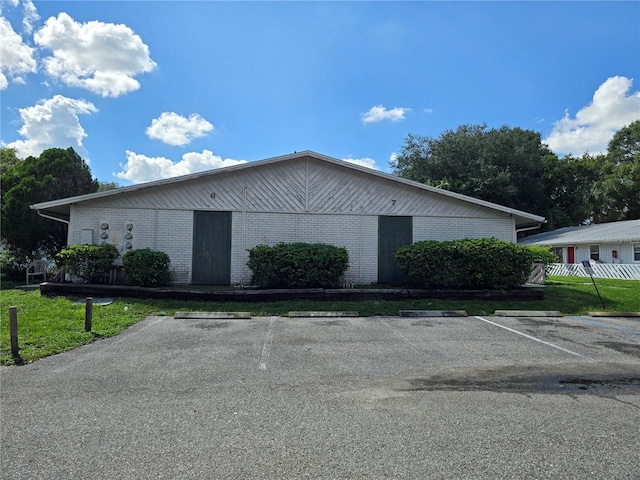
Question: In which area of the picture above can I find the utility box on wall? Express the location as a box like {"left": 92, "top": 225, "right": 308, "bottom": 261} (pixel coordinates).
{"left": 80, "top": 229, "right": 93, "bottom": 244}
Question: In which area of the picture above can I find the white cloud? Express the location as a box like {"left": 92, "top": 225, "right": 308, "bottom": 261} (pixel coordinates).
{"left": 0, "top": 16, "right": 37, "bottom": 89}
{"left": 22, "top": 0, "right": 39, "bottom": 34}
{"left": 361, "top": 104, "right": 410, "bottom": 124}
{"left": 343, "top": 157, "right": 379, "bottom": 170}
{"left": 34, "top": 12, "right": 156, "bottom": 97}
{"left": 545, "top": 76, "right": 640, "bottom": 155}
{"left": 146, "top": 112, "right": 214, "bottom": 146}
{"left": 115, "top": 149, "right": 247, "bottom": 183}
{"left": 6, "top": 94, "right": 97, "bottom": 158}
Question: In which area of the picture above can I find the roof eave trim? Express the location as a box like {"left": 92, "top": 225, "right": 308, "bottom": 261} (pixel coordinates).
{"left": 29, "top": 150, "right": 546, "bottom": 223}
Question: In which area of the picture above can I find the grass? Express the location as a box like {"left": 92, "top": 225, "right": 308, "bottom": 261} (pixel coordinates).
{"left": 1, "top": 275, "right": 638, "bottom": 365}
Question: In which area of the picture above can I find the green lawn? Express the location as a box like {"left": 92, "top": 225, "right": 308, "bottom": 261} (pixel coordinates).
{"left": 1, "top": 276, "right": 638, "bottom": 365}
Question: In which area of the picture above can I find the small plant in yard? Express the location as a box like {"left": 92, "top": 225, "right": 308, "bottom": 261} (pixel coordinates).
{"left": 526, "top": 245, "right": 557, "bottom": 265}
{"left": 122, "top": 248, "right": 171, "bottom": 287}
{"left": 0, "top": 249, "right": 26, "bottom": 282}
{"left": 56, "top": 244, "right": 119, "bottom": 284}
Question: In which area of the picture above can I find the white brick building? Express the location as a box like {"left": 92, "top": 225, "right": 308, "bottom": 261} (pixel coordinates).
{"left": 32, "top": 151, "right": 545, "bottom": 285}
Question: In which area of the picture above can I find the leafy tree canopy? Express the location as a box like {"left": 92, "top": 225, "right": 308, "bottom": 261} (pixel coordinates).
{"left": 0, "top": 147, "right": 20, "bottom": 176}
{"left": 1, "top": 147, "right": 98, "bottom": 261}
{"left": 393, "top": 121, "right": 640, "bottom": 229}
{"left": 97, "top": 181, "right": 121, "bottom": 192}
{"left": 599, "top": 120, "right": 640, "bottom": 221}
{"left": 392, "top": 124, "right": 554, "bottom": 218}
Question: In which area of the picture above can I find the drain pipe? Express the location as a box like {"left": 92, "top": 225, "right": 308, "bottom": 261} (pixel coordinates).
{"left": 36, "top": 210, "right": 70, "bottom": 225}
{"left": 516, "top": 224, "right": 543, "bottom": 235}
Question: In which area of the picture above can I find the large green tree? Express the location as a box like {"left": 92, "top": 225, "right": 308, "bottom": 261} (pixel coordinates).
{"left": 392, "top": 124, "right": 554, "bottom": 218}
{"left": 1, "top": 147, "right": 99, "bottom": 260}
{"left": 598, "top": 120, "right": 640, "bottom": 221}
{"left": 393, "top": 121, "right": 640, "bottom": 229}
{"left": 541, "top": 153, "right": 599, "bottom": 228}
{"left": 0, "top": 147, "right": 21, "bottom": 176}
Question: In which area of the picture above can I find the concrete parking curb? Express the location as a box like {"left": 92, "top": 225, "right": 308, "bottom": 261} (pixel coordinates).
{"left": 589, "top": 312, "right": 640, "bottom": 318}
{"left": 175, "top": 312, "right": 252, "bottom": 319}
{"left": 495, "top": 310, "right": 563, "bottom": 317}
{"left": 399, "top": 310, "right": 468, "bottom": 317}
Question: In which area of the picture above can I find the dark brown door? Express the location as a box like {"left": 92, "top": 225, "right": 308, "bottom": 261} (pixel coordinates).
{"left": 192, "top": 211, "right": 232, "bottom": 284}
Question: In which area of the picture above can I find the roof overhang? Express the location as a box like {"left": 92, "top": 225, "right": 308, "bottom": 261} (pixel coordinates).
{"left": 31, "top": 150, "right": 546, "bottom": 228}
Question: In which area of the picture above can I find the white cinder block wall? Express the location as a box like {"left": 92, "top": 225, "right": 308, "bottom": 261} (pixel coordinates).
{"left": 413, "top": 216, "right": 515, "bottom": 243}
{"left": 70, "top": 205, "right": 515, "bottom": 285}
{"left": 232, "top": 212, "right": 378, "bottom": 285}
{"left": 70, "top": 206, "right": 194, "bottom": 284}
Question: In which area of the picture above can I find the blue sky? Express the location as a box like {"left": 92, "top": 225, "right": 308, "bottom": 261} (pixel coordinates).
{"left": 1, "top": 1, "right": 639, "bottom": 185}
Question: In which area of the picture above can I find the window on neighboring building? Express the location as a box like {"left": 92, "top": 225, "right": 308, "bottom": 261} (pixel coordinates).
{"left": 590, "top": 244, "right": 600, "bottom": 261}
{"left": 634, "top": 243, "right": 640, "bottom": 262}
{"left": 552, "top": 247, "right": 563, "bottom": 262}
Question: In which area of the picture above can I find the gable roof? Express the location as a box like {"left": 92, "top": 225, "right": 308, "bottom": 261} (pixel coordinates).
{"left": 32, "top": 150, "right": 545, "bottom": 227}
{"left": 519, "top": 219, "right": 640, "bottom": 246}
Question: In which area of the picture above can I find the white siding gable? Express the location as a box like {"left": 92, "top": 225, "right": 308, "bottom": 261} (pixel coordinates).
{"left": 76, "top": 156, "right": 508, "bottom": 219}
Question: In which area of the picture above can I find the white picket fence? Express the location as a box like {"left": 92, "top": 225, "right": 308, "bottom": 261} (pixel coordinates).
{"left": 546, "top": 263, "right": 640, "bottom": 280}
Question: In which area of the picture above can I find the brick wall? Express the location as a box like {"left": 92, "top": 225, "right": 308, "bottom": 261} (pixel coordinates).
{"left": 413, "top": 216, "right": 514, "bottom": 243}
{"left": 70, "top": 205, "right": 515, "bottom": 285}
{"left": 232, "top": 211, "right": 378, "bottom": 285}
{"left": 70, "top": 206, "right": 194, "bottom": 284}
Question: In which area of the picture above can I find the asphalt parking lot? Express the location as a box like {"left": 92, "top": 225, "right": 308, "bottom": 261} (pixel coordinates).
{"left": 1, "top": 313, "right": 639, "bottom": 479}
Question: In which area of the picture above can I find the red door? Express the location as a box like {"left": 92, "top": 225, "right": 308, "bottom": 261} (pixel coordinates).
{"left": 567, "top": 247, "right": 575, "bottom": 264}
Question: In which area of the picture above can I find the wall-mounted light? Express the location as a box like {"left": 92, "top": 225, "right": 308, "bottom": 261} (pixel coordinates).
{"left": 210, "top": 192, "right": 216, "bottom": 199}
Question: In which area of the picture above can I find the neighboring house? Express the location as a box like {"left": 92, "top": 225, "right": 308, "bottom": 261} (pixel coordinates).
{"left": 32, "top": 151, "right": 544, "bottom": 285}
{"left": 519, "top": 219, "right": 640, "bottom": 265}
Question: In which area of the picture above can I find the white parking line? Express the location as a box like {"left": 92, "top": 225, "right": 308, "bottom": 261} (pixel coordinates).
{"left": 258, "top": 317, "right": 277, "bottom": 370}
{"left": 377, "top": 318, "right": 430, "bottom": 363}
{"left": 473, "top": 316, "right": 584, "bottom": 357}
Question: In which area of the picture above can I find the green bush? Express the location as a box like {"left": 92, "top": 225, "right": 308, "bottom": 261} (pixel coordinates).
{"left": 0, "top": 248, "right": 25, "bottom": 281}
{"left": 526, "top": 245, "right": 557, "bottom": 265}
{"left": 395, "top": 238, "right": 534, "bottom": 289}
{"left": 247, "top": 242, "right": 349, "bottom": 288}
{"left": 56, "top": 244, "right": 119, "bottom": 284}
{"left": 122, "top": 248, "right": 171, "bottom": 287}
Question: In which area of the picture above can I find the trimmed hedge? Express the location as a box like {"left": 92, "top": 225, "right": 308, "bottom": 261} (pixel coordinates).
{"left": 122, "top": 248, "right": 171, "bottom": 287}
{"left": 395, "top": 238, "right": 535, "bottom": 289}
{"left": 56, "top": 244, "right": 119, "bottom": 284}
{"left": 247, "top": 242, "right": 349, "bottom": 288}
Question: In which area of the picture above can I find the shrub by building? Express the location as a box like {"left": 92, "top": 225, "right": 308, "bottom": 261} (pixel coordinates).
{"left": 247, "top": 243, "right": 349, "bottom": 288}
{"left": 122, "top": 248, "right": 171, "bottom": 287}
{"left": 395, "top": 238, "right": 535, "bottom": 289}
{"left": 56, "top": 244, "right": 119, "bottom": 284}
